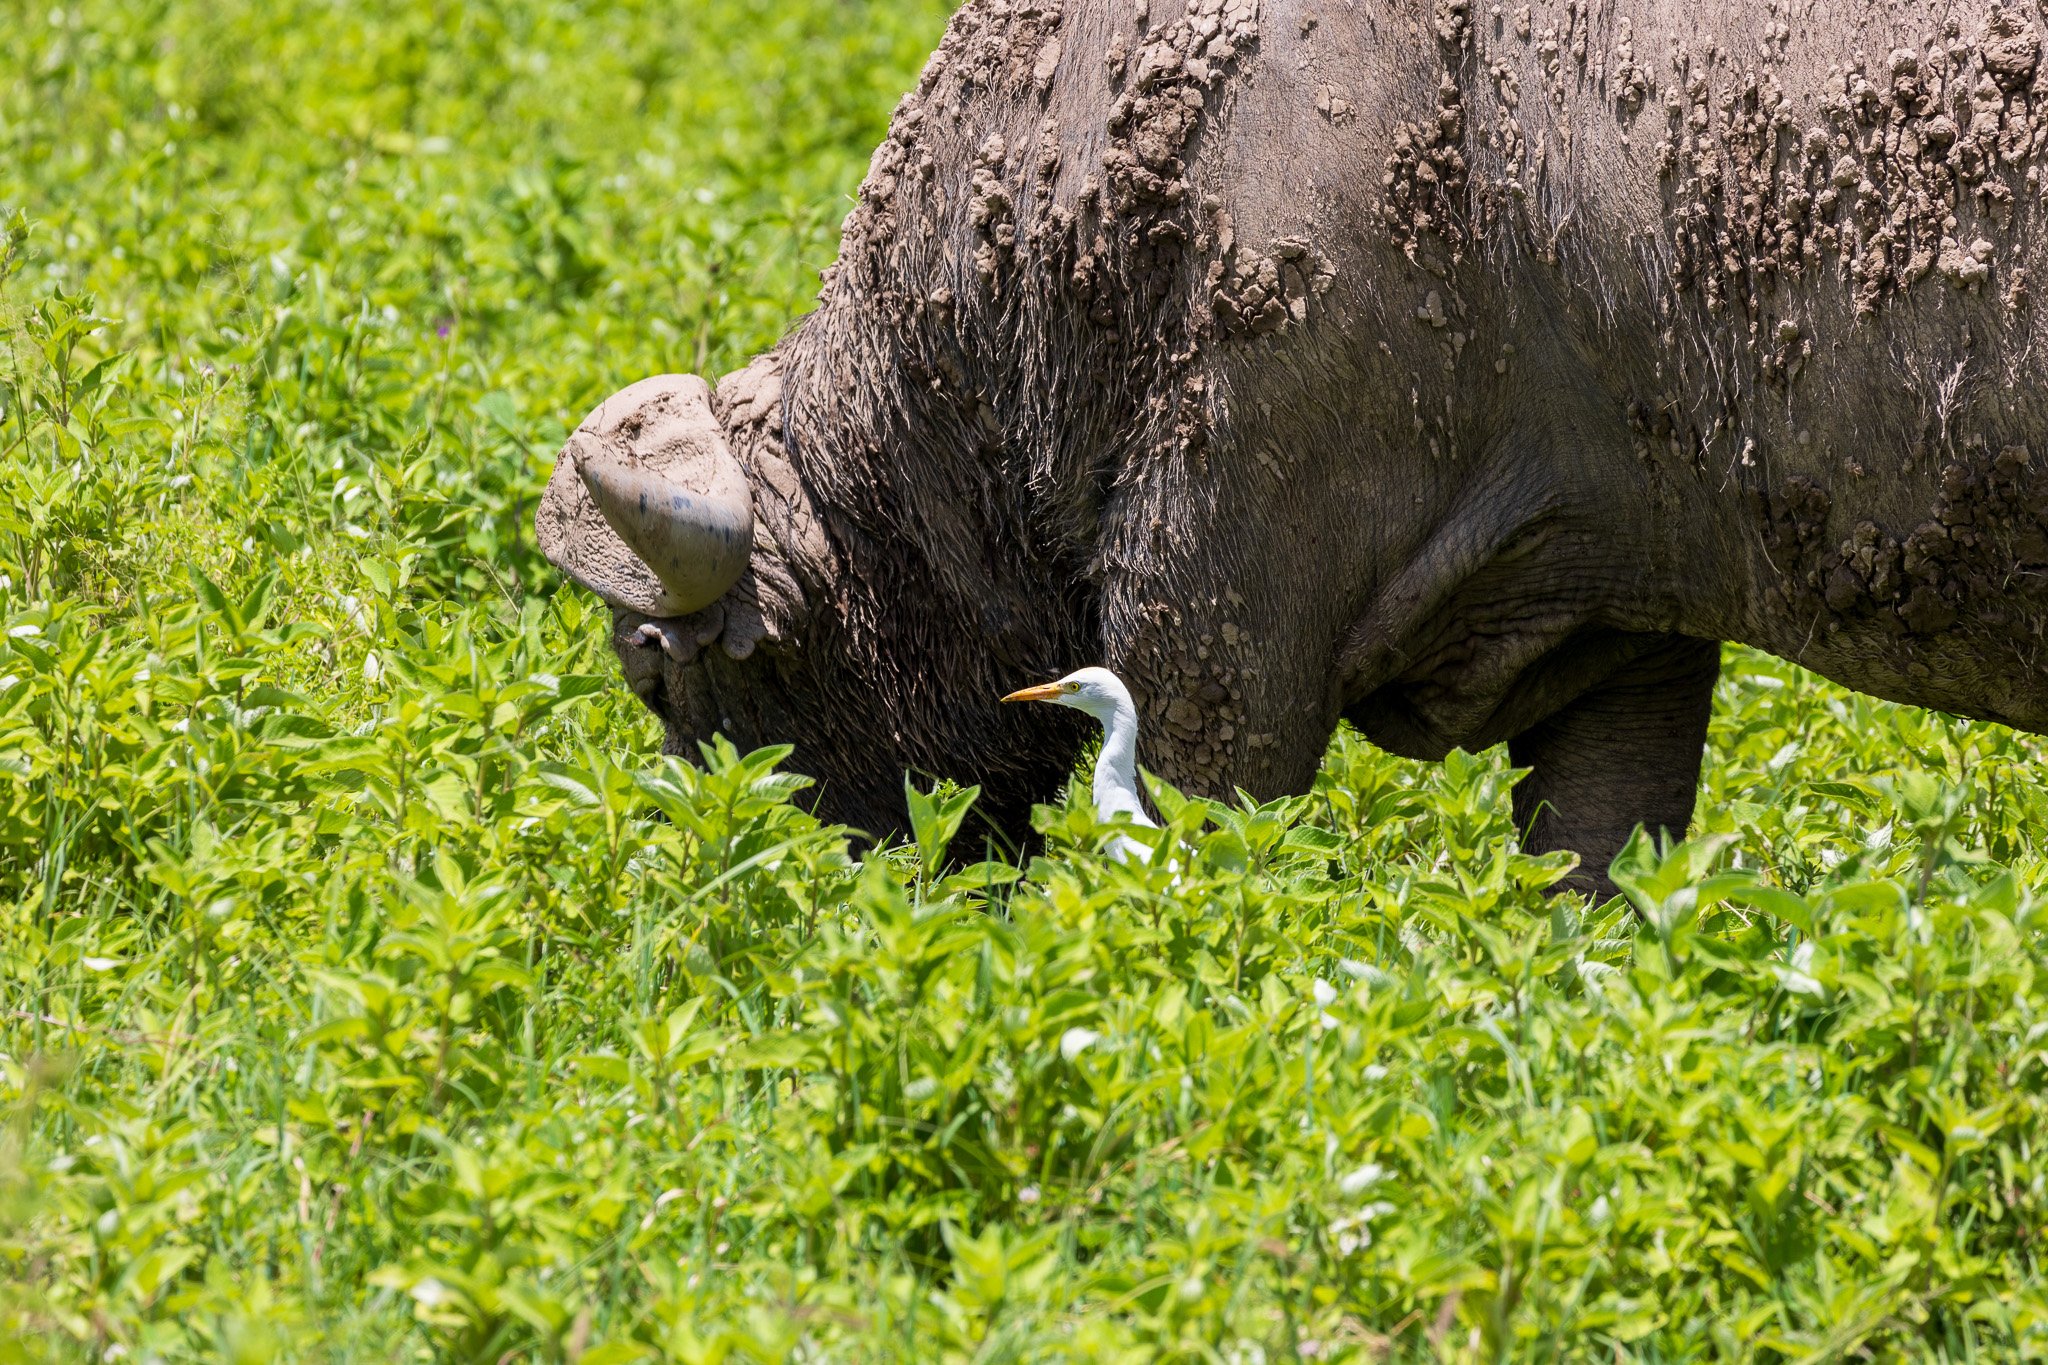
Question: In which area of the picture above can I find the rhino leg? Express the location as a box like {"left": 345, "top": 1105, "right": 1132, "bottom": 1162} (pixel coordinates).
{"left": 1507, "top": 636, "right": 1721, "bottom": 897}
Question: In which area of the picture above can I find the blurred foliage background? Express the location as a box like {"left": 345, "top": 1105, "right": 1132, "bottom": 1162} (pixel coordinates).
{"left": 6, "top": 0, "right": 2048, "bottom": 1360}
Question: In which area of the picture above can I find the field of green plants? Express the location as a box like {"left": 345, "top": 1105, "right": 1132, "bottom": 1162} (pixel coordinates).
{"left": 8, "top": 0, "right": 2048, "bottom": 1359}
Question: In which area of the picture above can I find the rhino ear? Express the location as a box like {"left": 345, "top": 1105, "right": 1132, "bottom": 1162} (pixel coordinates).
{"left": 536, "top": 374, "right": 755, "bottom": 617}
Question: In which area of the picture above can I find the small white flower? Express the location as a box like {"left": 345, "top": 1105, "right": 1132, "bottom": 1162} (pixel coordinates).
{"left": 337, "top": 594, "right": 372, "bottom": 633}
{"left": 1327, "top": 1197, "right": 1395, "bottom": 1259}
{"left": 1059, "top": 1027, "right": 1101, "bottom": 1061}
{"left": 1311, "top": 979, "right": 1337, "bottom": 1007}
{"left": 1018, "top": 1185, "right": 1040, "bottom": 1204}
{"left": 409, "top": 1277, "right": 454, "bottom": 1308}
{"left": 1339, "top": 1162, "right": 1387, "bottom": 1195}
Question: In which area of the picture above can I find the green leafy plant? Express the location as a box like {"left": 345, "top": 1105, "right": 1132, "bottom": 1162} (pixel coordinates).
{"left": 8, "top": 2, "right": 2048, "bottom": 1361}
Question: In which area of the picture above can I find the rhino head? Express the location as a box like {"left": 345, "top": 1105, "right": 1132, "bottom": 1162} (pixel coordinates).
{"left": 536, "top": 359, "right": 1093, "bottom": 842}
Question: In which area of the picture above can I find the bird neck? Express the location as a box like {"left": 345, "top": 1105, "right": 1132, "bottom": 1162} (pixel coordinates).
{"left": 1091, "top": 697, "right": 1141, "bottom": 811}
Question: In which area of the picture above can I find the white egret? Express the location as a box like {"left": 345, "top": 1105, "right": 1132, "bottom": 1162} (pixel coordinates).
{"left": 1003, "top": 666, "right": 1157, "bottom": 861}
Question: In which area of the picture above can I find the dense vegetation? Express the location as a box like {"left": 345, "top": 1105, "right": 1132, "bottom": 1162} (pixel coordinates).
{"left": 7, "top": 1, "right": 2048, "bottom": 1358}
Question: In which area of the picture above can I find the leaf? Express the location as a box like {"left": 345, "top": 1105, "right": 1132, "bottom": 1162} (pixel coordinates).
{"left": 475, "top": 392, "right": 520, "bottom": 437}
{"left": 726, "top": 1035, "right": 820, "bottom": 1069}
{"left": 571, "top": 1054, "right": 632, "bottom": 1085}
{"left": 579, "top": 1345, "right": 655, "bottom": 1365}
{"left": 905, "top": 775, "right": 980, "bottom": 874}
{"left": 1732, "top": 884, "right": 1814, "bottom": 933}
{"left": 536, "top": 763, "right": 604, "bottom": 809}
{"left": 188, "top": 567, "right": 231, "bottom": 619}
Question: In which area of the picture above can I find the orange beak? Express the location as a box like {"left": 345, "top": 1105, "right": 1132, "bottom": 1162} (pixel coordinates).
{"left": 1002, "top": 682, "right": 1065, "bottom": 704}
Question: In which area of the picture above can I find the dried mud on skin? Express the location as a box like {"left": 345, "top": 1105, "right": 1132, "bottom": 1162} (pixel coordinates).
{"left": 1648, "top": 6, "right": 2041, "bottom": 320}
{"left": 1419, "top": 2, "right": 2048, "bottom": 681}
{"left": 1384, "top": 1, "right": 1477, "bottom": 268}
{"left": 1659, "top": 2, "right": 2048, "bottom": 656}
{"left": 814, "top": 0, "right": 1308, "bottom": 792}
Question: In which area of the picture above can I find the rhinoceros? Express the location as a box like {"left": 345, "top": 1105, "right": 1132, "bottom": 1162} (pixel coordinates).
{"left": 538, "top": 0, "right": 2048, "bottom": 890}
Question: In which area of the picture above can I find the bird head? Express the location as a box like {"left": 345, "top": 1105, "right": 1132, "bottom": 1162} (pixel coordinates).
{"left": 1002, "top": 666, "right": 1133, "bottom": 723}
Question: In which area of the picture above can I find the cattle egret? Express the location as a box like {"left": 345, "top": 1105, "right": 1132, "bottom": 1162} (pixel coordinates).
{"left": 1003, "top": 666, "right": 1156, "bottom": 861}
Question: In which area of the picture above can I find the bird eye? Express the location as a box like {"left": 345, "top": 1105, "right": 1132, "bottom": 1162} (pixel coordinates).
{"left": 1064, "top": 682, "right": 1081, "bottom": 692}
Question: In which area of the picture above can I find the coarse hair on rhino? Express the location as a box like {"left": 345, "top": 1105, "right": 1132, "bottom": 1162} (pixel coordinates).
{"left": 540, "top": 0, "right": 2048, "bottom": 892}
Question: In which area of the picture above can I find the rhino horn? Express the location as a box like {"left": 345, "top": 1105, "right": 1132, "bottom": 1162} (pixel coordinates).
{"left": 536, "top": 374, "right": 755, "bottom": 617}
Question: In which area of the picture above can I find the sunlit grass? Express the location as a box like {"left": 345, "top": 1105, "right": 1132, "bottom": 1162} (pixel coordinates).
{"left": 6, "top": 1, "right": 2048, "bottom": 1360}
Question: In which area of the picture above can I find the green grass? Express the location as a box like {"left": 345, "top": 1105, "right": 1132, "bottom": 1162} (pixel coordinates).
{"left": 6, "top": 1, "right": 2048, "bottom": 1359}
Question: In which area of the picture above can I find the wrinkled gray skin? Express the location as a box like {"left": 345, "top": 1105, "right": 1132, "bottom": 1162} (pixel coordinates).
{"left": 543, "top": 0, "right": 2048, "bottom": 892}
